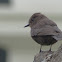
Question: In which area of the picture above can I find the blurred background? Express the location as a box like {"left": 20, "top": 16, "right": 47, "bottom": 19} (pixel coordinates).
{"left": 0, "top": 0, "right": 62, "bottom": 62}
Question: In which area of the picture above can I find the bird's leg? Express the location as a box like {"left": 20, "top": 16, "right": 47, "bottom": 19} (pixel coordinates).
{"left": 49, "top": 45, "right": 52, "bottom": 51}
{"left": 39, "top": 45, "right": 42, "bottom": 53}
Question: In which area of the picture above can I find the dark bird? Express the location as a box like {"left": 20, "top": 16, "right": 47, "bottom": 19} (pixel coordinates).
{"left": 24, "top": 13, "right": 62, "bottom": 52}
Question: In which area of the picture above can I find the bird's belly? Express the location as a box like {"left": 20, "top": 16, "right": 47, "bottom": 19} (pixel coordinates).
{"left": 32, "top": 35, "right": 57, "bottom": 45}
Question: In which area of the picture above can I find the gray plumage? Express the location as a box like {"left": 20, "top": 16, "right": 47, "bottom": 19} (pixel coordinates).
{"left": 30, "top": 13, "right": 62, "bottom": 41}
{"left": 25, "top": 13, "right": 62, "bottom": 51}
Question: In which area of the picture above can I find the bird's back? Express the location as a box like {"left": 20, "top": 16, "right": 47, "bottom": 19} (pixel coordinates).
{"left": 31, "top": 17, "right": 62, "bottom": 36}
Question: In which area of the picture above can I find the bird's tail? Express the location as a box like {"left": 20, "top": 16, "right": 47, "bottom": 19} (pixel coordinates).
{"left": 53, "top": 33, "right": 62, "bottom": 40}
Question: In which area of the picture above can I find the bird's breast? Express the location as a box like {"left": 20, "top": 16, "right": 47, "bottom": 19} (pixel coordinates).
{"left": 32, "top": 36, "right": 57, "bottom": 45}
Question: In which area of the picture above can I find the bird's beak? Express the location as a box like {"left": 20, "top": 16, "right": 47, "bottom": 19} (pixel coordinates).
{"left": 24, "top": 24, "right": 29, "bottom": 28}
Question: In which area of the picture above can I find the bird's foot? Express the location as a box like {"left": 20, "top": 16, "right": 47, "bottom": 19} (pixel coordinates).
{"left": 48, "top": 45, "right": 52, "bottom": 52}
{"left": 39, "top": 48, "right": 43, "bottom": 53}
{"left": 48, "top": 49, "right": 52, "bottom": 52}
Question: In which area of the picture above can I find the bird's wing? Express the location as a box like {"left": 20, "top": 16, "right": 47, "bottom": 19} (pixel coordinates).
{"left": 31, "top": 25, "right": 62, "bottom": 36}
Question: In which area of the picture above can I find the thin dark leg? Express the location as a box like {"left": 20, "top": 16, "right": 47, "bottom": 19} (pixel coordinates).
{"left": 49, "top": 45, "right": 52, "bottom": 51}
{"left": 39, "top": 45, "right": 42, "bottom": 53}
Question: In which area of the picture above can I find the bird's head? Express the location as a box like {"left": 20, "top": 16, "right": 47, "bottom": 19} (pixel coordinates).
{"left": 24, "top": 13, "right": 45, "bottom": 28}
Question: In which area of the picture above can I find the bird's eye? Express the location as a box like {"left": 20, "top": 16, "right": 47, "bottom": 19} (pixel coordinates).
{"left": 31, "top": 16, "right": 38, "bottom": 21}
{"left": 31, "top": 18, "right": 34, "bottom": 21}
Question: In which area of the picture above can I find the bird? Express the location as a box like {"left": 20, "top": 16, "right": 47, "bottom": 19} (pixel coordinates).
{"left": 24, "top": 13, "right": 62, "bottom": 52}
